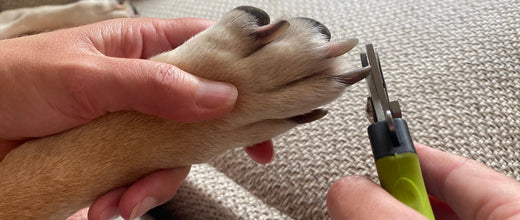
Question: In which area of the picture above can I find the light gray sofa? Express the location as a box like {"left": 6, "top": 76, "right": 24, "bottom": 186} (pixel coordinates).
{"left": 2, "top": 0, "right": 519, "bottom": 219}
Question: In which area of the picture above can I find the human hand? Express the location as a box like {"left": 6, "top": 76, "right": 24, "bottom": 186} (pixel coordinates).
{"left": 0, "top": 18, "right": 273, "bottom": 220}
{"left": 326, "top": 143, "right": 520, "bottom": 220}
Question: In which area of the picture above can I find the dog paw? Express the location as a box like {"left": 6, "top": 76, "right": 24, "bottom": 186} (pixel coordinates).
{"left": 151, "top": 6, "right": 367, "bottom": 151}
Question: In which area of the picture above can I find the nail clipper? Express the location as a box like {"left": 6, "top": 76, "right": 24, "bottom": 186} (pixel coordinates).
{"left": 361, "top": 44, "right": 435, "bottom": 219}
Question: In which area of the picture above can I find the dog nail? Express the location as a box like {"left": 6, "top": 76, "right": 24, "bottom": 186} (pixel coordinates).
{"left": 253, "top": 20, "right": 290, "bottom": 44}
{"left": 337, "top": 66, "right": 371, "bottom": 85}
{"left": 289, "top": 109, "right": 328, "bottom": 124}
{"left": 129, "top": 197, "right": 157, "bottom": 220}
{"left": 196, "top": 80, "right": 238, "bottom": 109}
{"left": 326, "top": 38, "right": 358, "bottom": 58}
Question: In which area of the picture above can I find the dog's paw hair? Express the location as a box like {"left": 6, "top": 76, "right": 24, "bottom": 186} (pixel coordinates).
{"left": 151, "top": 6, "right": 366, "bottom": 145}
{"left": 0, "top": 0, "right": 136, "bottom": 39}
{"left": 74, "top": 0, "right": 136, "bottom": 21}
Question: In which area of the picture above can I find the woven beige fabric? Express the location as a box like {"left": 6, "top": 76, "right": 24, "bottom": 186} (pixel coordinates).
{"left": 3, "top": 0, "right": 519, "bottom": 219}
{"left": 132, "top": 0, "right": 519, "bottom": 218}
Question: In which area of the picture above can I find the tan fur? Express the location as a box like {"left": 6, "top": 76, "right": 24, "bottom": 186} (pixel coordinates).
{"left": 0, "top": 4, "right": 354, "bottom": 219}
{"left": 0, "top": 0, "right": 134, "bottom": 39}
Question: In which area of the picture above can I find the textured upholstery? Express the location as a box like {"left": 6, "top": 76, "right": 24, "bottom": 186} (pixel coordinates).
{"left": 134, "top": 0, "right": 520, "bottom": 218}
{"left": 3, "top": 0, "right": 519, "bottom": 219}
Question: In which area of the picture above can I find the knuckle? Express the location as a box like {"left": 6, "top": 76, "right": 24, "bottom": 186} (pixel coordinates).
{"left": 327, "top": 176, "right": 361, "bottom": 203}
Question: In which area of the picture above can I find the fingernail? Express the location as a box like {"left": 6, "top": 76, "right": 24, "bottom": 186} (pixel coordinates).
{"left": 100, "top": 207, "right": 119, "bottom": 220}
{"left": 196, "top": 80, "right": 237, "bottom": 109}
{"left": 129, "top": 197, "right": 158, "bottom": 220}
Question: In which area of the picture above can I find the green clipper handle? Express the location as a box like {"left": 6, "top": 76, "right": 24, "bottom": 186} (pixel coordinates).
{"left": 368, "top": 118, "right": 435, "bottom": 219}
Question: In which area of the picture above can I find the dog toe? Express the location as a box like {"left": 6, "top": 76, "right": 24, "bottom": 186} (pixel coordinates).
{"left": 234, "top": 6, "right": 270, "bottom": 26}
{"left": 294, "top": 17, "right": 331, "bottom": 41}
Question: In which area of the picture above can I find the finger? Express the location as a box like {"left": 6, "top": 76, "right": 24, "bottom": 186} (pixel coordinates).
{"left": 74, "top": 57, "right": 237, "bottom": 123}
{"left": 0, "top": 140, "right": 23, "bottom": 161}
{"left": 416, "top": 143, "right": 520, "bottom": 219}
{"left": 88, "top": 187, "right": 127, "bottom": 220}
{"left": 118, "top": 166, "right": 190, "bottom": 220}
{"left": 66, "top": 208, "right": 90, "bottom": 220}
{"left": 326, "top": 175, "right": 428, "bottom": 220}
{"left": 80, "top": 18, "right": 236, "bottom": 122}
{"left": 85, "top": 18, "right": 215, "bottom": 59}
{"left": 428, "top": 195, "right": 458, "bottom": 220}
{"left": 244, "top": 140, "right": 274, "bottom": 164}
{"left": 139, "top": 18, "right": 215, "bottom": 58}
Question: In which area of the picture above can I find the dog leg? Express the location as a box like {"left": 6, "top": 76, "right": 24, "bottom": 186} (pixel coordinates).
{"left": 0, "top": 0, "right": 135, "bottom": 39}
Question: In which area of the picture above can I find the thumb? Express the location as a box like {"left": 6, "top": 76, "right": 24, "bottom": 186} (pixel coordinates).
{"left": 326, "top": 175, "right": 428, "bottom": 220}
{"left": 86, "top": 57, "right": 237, "bottom": 122}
